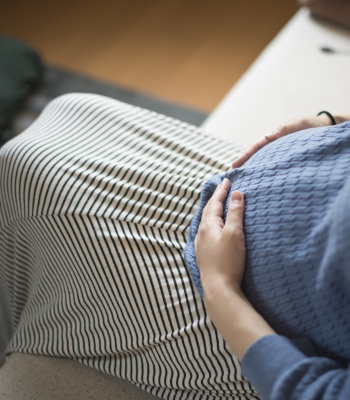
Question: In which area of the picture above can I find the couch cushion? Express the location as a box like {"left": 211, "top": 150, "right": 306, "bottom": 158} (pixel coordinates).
{"left": 0, "top": 353, "right": 160, "bottom": 400}
{"left": 299, "top": 0, "right": 350, "bottom": 28}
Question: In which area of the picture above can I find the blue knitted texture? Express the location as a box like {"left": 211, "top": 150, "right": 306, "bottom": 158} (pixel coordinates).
{"left": 184, "top": 121, "right": 350, "bottom": 364}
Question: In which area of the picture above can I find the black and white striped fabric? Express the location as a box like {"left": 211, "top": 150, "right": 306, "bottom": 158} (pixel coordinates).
{"left": 0, "top": 93, "right": 259, "bottom": 400}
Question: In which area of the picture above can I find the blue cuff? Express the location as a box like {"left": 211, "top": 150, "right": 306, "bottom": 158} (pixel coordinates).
{"left": 241, "top": 334, "right": 314, "bottom": 400}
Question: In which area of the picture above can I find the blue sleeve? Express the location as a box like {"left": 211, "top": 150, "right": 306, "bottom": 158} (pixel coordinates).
{"left": 241, "top": 335, "right": 350, "bottom": 400}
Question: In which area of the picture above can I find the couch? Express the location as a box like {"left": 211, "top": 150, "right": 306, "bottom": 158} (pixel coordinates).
{"left": 1, "top": 6, "right": 350, "bottom": 400}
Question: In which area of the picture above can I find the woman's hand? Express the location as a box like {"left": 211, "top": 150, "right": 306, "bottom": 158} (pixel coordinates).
{"left": 194, "top": 178, "right": 275, "bottom": 361}
{"left": 194, "top": 178, "right": 246, "bottom": 294}
{"left": 231, "top": 113, "right": 350, "bottom": 169}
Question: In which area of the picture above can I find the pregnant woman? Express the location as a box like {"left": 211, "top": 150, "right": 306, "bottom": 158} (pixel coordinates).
{"left": 0, "top": 93, "right": 349, "bottom": 400}
{"left": 188, "top": 110, "right": 350, "bottom": 400}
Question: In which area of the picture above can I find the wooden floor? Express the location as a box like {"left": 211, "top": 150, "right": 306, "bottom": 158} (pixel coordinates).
{"left": 1, "top": 0, "right": 298, "bottom": 112}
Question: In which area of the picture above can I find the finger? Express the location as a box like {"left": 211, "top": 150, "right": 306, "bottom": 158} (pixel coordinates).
{"left": 204, "top": 195, "right": 225, "bottom": 222}
{"left": 264, "top": 125, "right": 288, "bottom": 142}
{"left": 223, "top": 191, "right": 245, "bottom": 237}
{"left": 265, "top": 117, "right": 313, "bottom": 142}
{"left": 207, "top": 179, "right": 231, "bottom": 215}
{"left": 212, "top": 178, "right": 230, "bottom": 202}
{"left": 202, "top": 180, "right": 231, "bottom": 230}
{"left": 202, "top": 179, "right": 230, "bottom": 219}
{"left": 231, "top": 136, "right": 269, "bottom": 169}
{"left": 221, "top": 177, "right": 231, "bottom": 192}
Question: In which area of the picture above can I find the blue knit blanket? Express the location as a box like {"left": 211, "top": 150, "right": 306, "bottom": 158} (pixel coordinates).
{"left": 184, "top": 121, "right": 350, "bottom": 363}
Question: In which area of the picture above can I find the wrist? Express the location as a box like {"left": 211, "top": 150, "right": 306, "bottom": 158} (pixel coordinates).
{"left": 317, "top": 112, "right": 350, "bottom": 126}
{"left": 317, "top": 113, "right": 333, "bottom": 126}
{"left": 202, "top": 276, "right": 250, "bottom": 325}
{"left": 202, "top": 273, "right": 242, "bottom": 303}
{"left": 203, "top": 280, "right": 276, "bottom": 361}
{"left": 333, "top": 113, "right": 350, "bottom": 125}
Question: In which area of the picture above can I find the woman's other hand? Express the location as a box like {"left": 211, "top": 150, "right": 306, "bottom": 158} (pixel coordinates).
{"left": 231, "top": 113, "right": 350, "bottom": 169}
{"left": 194, "top": 178, "right": 275, "bottom": 361}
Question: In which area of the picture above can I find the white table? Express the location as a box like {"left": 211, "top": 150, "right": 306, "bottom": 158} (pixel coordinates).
{"left": 202, "top": 8, "right": 350, "bottom": 146}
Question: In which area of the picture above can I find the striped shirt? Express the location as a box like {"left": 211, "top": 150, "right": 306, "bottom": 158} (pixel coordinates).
{"left": 0, "top": 93, "right": 260, "bottom": 400}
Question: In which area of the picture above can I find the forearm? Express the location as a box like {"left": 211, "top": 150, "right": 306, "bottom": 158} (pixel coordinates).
{"left": 241, "top": 334, "right": 350, "bottom": 400}
{"left": 204, "top": 278, "right": 350, "bottom": 400}
{"left": 203, "top": 277, "right": 275, "bottom": 361}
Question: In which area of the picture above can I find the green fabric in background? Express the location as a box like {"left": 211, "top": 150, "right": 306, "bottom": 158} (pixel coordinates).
{"left": 0, "top": 36, "right": 44, "bottom": 143}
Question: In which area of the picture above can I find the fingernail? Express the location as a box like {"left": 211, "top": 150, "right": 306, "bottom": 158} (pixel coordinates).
{"left": 265, "top": 130, "right": 278, "bottom": 141}
{"left": 231, "top": 191, "right": 243, "bottom": 202}
{"left": 223, "top": 178, "right": 229, "bottom": 184}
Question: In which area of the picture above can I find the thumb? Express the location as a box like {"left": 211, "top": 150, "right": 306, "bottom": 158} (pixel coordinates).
{"left": 224, "top": 191, "right": 245, "bottom": 236}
